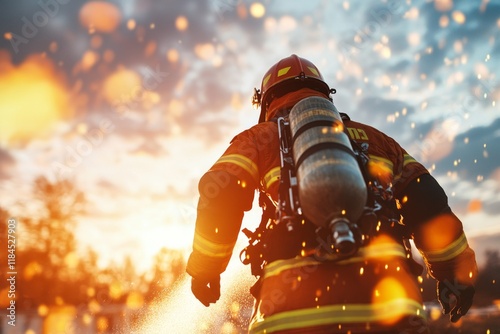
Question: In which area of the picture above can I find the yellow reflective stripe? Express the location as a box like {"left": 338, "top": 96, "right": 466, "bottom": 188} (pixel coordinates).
{"left": 307, "top": 66, "right": 319, "bottom": 76}
{"left": 263, "top": 243, "right": 407, "bottom": 279}
{"left": 421, "top": 233, "right": 468, "bottom": 262}
{"left": 263, "top": 166, "right": 280, "bottom": 190}
{"left": 249, "top": 298, "right": 425, "bottom": 334}
{"left": 368, "top": 154, "right": 394, "bottom": 172}
{"left": 262, "top": 74, "right": 272, "bottom": 87}
{"left": 214, "top": 154, "right": 259, "bottom": 184}
{"left": 368, "top": 155, "right": 393, "bottom": 168}
{"left": 403, "top": 154, "right": 418, "bottom": 167}
{"left": 193, "top": 233, "right": 235, "bottom": 258}
{"left": 277, "top": 66, "right": 291, "bottom": 77}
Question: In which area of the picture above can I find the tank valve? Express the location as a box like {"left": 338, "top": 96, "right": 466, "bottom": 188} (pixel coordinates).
{"left": 329, "top": 218, "right": 357, "bottom": 256}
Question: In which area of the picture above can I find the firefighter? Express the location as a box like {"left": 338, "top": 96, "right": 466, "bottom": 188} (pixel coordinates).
{"left": 186, "top": 55, "right": 478, "bottom": 333}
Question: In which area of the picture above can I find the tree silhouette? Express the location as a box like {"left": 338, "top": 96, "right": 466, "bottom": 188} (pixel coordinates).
{"left": 16, "top": 176, "right": 86, "bottom": 310}
{"left": 475, "top": 249, "right": 500, "bottom": 306}
{"left": 144, "top": 247, "right": 185, "bottom": 303}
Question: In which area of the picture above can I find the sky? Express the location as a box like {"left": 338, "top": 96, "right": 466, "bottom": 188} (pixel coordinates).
{"left": 0, "top": 0, "right": 499, "bottom": 272}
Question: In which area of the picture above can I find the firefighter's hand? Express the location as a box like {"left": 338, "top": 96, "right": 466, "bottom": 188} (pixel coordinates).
{"left": 437, "top": 280, "right": 475, "bottom": 323}
{"left": 191, "top": 276, "right": 220, "bottom": 307}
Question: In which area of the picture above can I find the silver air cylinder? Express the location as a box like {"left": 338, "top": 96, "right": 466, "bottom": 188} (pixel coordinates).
{"left": 289, "top": 97, "right": 367, "bottom": 254}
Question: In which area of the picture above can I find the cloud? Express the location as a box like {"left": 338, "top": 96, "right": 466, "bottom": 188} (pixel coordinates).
{"left": 418, "top": 1, "right": 499, "bottom": 75}
{"left": 129, "top": 138, "right": 165, "bottom": 157}
{"left": 434, "top": 117, "right": 500, "bottom": 181}
{"left": 354, "top": 96, "right": 414, "bottom": 131}
{"left": 0, "top": 0, "right": 268, "bottom": 150}
{"left": 0, "top": 148, "right": 16, "bottom": 180}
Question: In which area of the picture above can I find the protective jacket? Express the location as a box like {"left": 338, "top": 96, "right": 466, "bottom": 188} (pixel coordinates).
{"left": 186, "top": 89, "right": 478, "bottom": 333}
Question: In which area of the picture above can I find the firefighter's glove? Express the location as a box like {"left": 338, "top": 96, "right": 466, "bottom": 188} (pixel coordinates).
{"left": 191, "top": 276, "right": 220, "bottom": 307}
{"left": 437, "top": 280, "right": 475, "bottom": 323}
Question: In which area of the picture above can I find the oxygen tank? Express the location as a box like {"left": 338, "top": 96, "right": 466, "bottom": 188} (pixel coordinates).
{"left": 289, "top": 96, "right": 367, "bottom": 255}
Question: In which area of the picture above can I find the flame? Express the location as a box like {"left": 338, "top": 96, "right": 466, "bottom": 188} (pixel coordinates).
{"left": 79, "top": 1, "right": 122, "bottom": 33}
{"left": 0, "top": 52, "right": 71, "bottom": 146}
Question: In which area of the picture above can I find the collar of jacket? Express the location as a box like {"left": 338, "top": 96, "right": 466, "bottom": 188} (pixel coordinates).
{"left": 266, "top": 88, "right": 327, "bottom": 121}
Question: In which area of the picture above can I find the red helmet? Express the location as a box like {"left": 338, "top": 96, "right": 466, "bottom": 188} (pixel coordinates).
{"left": 253, "top": 54, "right": 331, "bottom": 123}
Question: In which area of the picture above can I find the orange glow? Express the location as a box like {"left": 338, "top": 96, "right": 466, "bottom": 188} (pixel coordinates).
{"left": 367, "top": 160, "right": 392, "bottom": 186}
{"left": 429, "top": 306, "right": 442, "bottom": 320}
{"left": 109, "top": 281, "right": 124, "bottom": 299}
{"left": 0, "top": 288, "right": 10, "bottom": 307}
{"left": 49, "top": 41, "right": 58, "bottom": 53}
{"left": 231, "top": 93, "right": 243, "bottom": 110}
{"left": 237, "top": 3, "right": 248, "bottom": 18}
{"left": 167, "top": 49, "right": 179, "bottom": 63}
{"left": 79, "top": 1, "right": 122, "bottom": 33}
{"left": 103, "top": 49, "right": 115, "bottom": 63}
{"left": 144, "top": 41, "right": 157, "bottom": 57}
{"left": 372, "top": 277, "right": 407, "bottom": 325}
{"left": 82, "top": 313, "right": 92, "bottom": 325}
{"left": 407, "top": 32, "right": 421, "bottom": 46}
{"left": 405, "top": 7, "right": 419, "bottom": 20}
{"left": 439, "top": 15, "right": 450, "bottom": 27}
{"left": 452, "top": 11, "right": 466, "bottom": 24}
{"left": 88, "top": 299, "right": 101, "bottom": 313}
{"left": 87, "top": 287, "right": 96, "bottom": 298}
{"left": 467, "top": 199, "right": 482, "bottom": 212}
{"left": 90, "top": 35, "right": 103, "bottom": 49}
{"left": 102, "top": 67, "right": 142, "bottom": 105}
{"left": 80, "top": 50, "right": 99, "bottom": 71}
{"left": 43, "top": 306, "right": 77, "bottom": 334}
{"left": 250, "top": 2, "right": 266, "bottom": 18}
{"left": 194, "top": 43, "right": 215, "bottom": 60}
{"left": 97, "top": 316, "right": 109, "bottom": 332}
{"left": 279, "top": 15, "right": 297, "bottom": 32}
{"left": 414, "top": 213, "right": 462, "bottom": 250}
{"left": 175, "top": 16, "right": 189, "bottom": 31}
{"left": 126, "top": 291, "right": 145, "bottom": 309}
{"left": 24, "top": 261, "right": 43, "bottom": 280}
{"left": 127, "top": 19, "right": 136, "bottom": 30}
{"left": 38, "top": 304, "right": 49, "bottom": 317}
{"left": 0, "top": 52, "right": 71, "bottom": 146}
{"left": 434, "top": 0, "right": 453, "bottom": 12}
{"left": 64, "top": 252, "right": 79, "bottom": 269}
{"left": 4, "top": 32, "right": 12, "bottom": 40}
